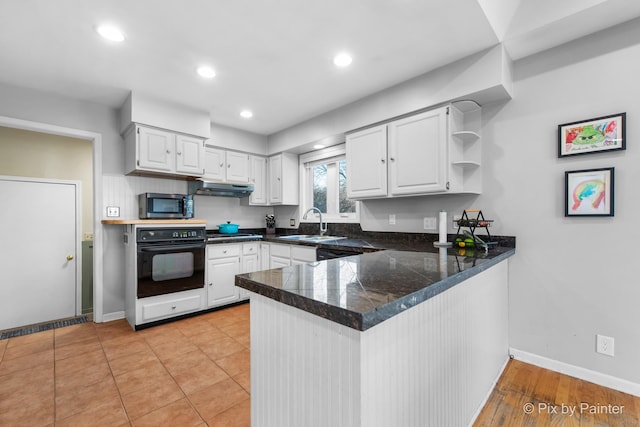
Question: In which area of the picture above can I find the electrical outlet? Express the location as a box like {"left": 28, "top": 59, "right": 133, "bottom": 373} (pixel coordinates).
{"left": 596, "top": 334, "right": 615, "bottom": 356}
{"left": 290, "top": 218, "right": 296, "bottom": 227}
{"left": 452, "top": 215, "right": 462, "bottom": 227}
{"left": 83, "top": 233, "right": 94, "bottom": 241}
{"left": 389, "top": 214, "right": 396, "bottom": 225}
{"left": 424, "top": 217, "right": 437, "bottom": 230}
{"left": 106, "top": 206, "right": 120, "bottom": 217}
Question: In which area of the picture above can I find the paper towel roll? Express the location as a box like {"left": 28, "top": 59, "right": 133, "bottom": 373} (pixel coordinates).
{"left": 439, "top": 247, "right": 448, "bottom": 279}
{"left": 438, "top": 211, "right": 447, "bottom": 243}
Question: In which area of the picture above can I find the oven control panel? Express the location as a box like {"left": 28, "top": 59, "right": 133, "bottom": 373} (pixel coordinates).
{"left": 137, "top": 227, "right": 206, "bottom": 243}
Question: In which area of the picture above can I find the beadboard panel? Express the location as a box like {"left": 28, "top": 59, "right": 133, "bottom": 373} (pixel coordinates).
{"left": 249, "top": 260, "right": 509, "bottom": 427}
{"left": 251, "top": 293, "right": 361, "bottom": 427}
{"left": 102, "top": 174, "right": 187, "bottom": 219}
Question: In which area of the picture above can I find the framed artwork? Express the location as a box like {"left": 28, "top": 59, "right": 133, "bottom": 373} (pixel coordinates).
{"left": 558, "top": 113, "right": 625, "bottom": 157}
{"left": 565, "top": 167, "right": 614, "bottom": 217}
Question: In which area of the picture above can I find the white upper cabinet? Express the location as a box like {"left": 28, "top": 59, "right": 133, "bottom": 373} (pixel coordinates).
{"left": 202, "top": 146, "right": 250, "bottom": 184}
{"left": 176, "top": 134, "right": 206, "bottom": 175}
{"left": 248, "top": 155, "right": 268, "bottom": 205}
{"left": 346, "top": 124, "right": 388, "bottom": 199}
{"left": 125, "top": 124, "right": 204, "bottom": 178}
{"left": 388, "top": 107, "right": 448, "bottom": 195}
{"left": 346, "top": 102, "right": 481, "bottom": 199}
{"left": 268, "top": 153, "right": 299, "bottom": 205}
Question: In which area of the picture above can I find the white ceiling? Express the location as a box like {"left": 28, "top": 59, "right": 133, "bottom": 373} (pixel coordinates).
{"left": 1, "top": 0, "right": 639, "bottom": 135}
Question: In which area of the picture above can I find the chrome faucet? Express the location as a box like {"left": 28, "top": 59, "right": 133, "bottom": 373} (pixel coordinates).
{"left": 303, "top": 207, "right": 327, "bottom": 236}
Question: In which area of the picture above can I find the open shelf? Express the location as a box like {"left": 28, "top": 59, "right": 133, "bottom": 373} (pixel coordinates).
{"left": 452, "top": 160, "right": 480, "bottom": 168}
{"left": 451, "top": 130, "right": 480, "bottom": 143}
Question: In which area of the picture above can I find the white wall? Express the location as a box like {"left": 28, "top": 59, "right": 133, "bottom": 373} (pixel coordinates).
{"left": 484, "top": 19, "right": 640, "bottom": 384}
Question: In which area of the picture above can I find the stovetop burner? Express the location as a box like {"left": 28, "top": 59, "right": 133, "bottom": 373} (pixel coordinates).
{"left": 206, "top": 231, "right": 263, "bottom": 242}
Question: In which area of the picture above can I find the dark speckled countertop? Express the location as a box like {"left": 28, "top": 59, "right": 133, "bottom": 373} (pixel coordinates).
{"left": 236, "top": 226, "right": 516, "bottom": 331}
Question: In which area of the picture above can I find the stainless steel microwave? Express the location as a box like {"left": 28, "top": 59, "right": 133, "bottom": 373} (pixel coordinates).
{"left": 138, "top": 193, "right": 194, "bottom": 219}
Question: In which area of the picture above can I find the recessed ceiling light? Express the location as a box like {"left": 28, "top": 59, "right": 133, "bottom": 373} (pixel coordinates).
{"left": 313, "top": 144, "right": 326, "bottom": 150}
{"left": 197, "top": 66, "right": 216, "bottom": 79}
{"left": 240, "top": 110, "right": 253, "bottom": 118}
{"left": 333, "top": 52, "right": 353, "bottom": 67}
{"left": 96, "top": 24, "right": 125, "bottom": 42}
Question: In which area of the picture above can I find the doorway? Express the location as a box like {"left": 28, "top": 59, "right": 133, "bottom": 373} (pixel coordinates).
{"left": 0, "top": 116, "right": 104, "bottom": 324}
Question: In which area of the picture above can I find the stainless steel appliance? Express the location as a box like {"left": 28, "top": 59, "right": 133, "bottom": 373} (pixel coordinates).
{"left": 136, "top": 227, "right": 206, "bottom": 298}
{"left": 138, "top": 193, "right": 194, "bottom": 219}
{"left": 206, "top": 230, "right": 263, "bottom": 242}
{"left": 188, "top": 181, "right": 254, "bottom": 197}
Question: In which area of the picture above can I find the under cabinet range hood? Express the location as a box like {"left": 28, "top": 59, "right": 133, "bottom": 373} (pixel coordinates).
{"left": 188, "top": 180, "right": 254, "bottom": 197}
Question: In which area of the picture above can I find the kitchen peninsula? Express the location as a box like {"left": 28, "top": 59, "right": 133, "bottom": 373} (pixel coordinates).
{"left": 236, "top": 244, "right": 515, "bottom": 426}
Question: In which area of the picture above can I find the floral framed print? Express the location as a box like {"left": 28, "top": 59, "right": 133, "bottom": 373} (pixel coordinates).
{"left": 565, "top": 167, "right": 614, "bottom": 217}
{"left": 558, "top": 113, "right": 625, "bottom": 157}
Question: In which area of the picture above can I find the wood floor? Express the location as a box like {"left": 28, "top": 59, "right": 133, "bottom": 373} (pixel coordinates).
{"left": 474, "top": 358, "right": 640, "bottom": 426}
{"left": 1, "top": 302, "right": 639, "bottom": 426}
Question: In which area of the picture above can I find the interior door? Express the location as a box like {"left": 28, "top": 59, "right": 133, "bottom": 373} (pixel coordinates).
{"left": 0, "top": 177, "right": 79, "bottom": 330}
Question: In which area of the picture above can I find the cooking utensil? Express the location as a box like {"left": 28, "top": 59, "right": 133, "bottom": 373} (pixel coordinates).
{"left": 218, "top": 221, "right": 239, "bottom": 234}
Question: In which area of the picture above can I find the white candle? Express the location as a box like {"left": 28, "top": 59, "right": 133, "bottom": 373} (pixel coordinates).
{"left": 438, "top": 211, "right": 447, "bottom": 243}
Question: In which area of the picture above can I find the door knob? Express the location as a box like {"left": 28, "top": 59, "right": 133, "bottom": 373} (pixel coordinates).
{"left": 66, "top": 255, "right": 74, "bottom": 261}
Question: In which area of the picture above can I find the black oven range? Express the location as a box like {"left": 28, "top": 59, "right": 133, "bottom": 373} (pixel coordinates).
{"left": 136, "top": 226, "right": 206, "bottom": 298}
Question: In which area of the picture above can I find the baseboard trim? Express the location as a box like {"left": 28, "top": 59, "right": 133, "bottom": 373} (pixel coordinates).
{"left": 510, "top": 348, "right": 640, "bottom": 397}
{"left": 101, "top": 311, "right": 125, "bottom": 323}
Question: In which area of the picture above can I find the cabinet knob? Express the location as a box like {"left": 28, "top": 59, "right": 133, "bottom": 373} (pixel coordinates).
{"left": 228, "top": 164, "right": 231, "bottom": 168}
{"left": 177, "top": 151, "right": 182, "bottom": 155}
{"left": 219, "top": 163, "right": 224, "bottom": 167}
{"left": 166, "top": 150, "right": 171, "bottom": 154}
{"left": 171, "top": 305, "right": 176, "bottom": 310}
{"left": 223, "top": 250, "right": 227, "bottom": 253}
{"left": 209, "top": 283, "right": 212, "bottom": 286}
{"left": 66, "top": 255, "right": 74, "bottom": 261}
{"left": 381, "top": 159, "right": 385, "bottom": 164}
{"left": 390, "top": 157, "right": 395, "bottom": 161}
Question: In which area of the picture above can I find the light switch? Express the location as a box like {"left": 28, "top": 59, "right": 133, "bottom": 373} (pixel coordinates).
{"left": 107, "top": 206, "right": 120, "bottom": 217}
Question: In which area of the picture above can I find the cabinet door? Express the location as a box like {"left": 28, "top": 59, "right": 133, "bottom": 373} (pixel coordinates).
{"left": 175, "top": 134, "right": 203, "bottom": 176}
{"left": 268, "top": 154, "right": 283, "bottom": 204}
{"left": 270, "top": 256, "right": 290, "bottom": 269}
{"left": 291, "top": 246, "right": 316, "bottom": 264}
{"left": 207, "top": 256, "right": 240, "bottom": 307}
{"left": 388, "top": 108, "right": 448, "bottom": 195}
{"left": 137, "top": 126, "right": 174, "bottom": 172}
{"left": 259, "top": 243, "right": 270, "bottom": 270}
{"left": 242, "top": 254, "right": 259, "bottom": 273}
{"left": 202, "top": 146, "right": 226, "bottom": 181}
{"left": 346, "top": 124, "right": 388, "bottom": 198}
{"left": 249, "top": 155, "right": 268, "bottom": 205}
{"left": 226, "top": 151, "right": 250, "bottom": 184}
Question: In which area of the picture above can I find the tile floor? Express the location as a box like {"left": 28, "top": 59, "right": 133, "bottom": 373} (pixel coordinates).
{"left": 0, "top": 303, "right": 251, "bottom": 426}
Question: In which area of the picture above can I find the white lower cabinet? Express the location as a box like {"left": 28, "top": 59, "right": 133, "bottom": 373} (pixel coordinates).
{"left": 240, "top": 242, "right": 260, "bottom": 300}
{"left": 291, "top": 246, "right": 317, "bottom": 265}
{"left": 136, "top": 289, "right": 206, "bottom": 325}
{"left": 268, "top": 243, "right": 317, "bottom": 267}
{"left": 207, "top": 244, "right": 241, "bottom": 308}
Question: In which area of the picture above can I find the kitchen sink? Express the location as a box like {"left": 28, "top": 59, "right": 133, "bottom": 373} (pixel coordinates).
{"left": 279, "top": 234, "right": 347, "bottom": 243}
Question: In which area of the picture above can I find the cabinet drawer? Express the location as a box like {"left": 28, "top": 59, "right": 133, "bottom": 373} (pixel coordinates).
{"left": 291, "top": 246, "right": 317, "bottom": 262}
{"left": 208, "top": 244, "right": 241, "bottom": 259}
{"left": 141, "top": 294, "right": 202, "bottom": 322}
{"left": 269, "top": 243, "right": 291, "bottom": 258}
{"left": 243, "top": 242, "right": 259, "bottom": 255}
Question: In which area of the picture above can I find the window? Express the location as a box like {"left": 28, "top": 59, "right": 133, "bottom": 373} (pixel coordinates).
{"left": 300, "top": 144, "right": 358, "bottom": 223}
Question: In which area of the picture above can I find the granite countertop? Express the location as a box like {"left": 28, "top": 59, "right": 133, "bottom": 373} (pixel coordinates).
{"left": 236, "top": 243, "right": 515, "bottom": 331}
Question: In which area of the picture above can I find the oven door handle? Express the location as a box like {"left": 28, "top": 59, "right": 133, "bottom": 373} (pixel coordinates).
{"left": 138, "top": 243, "right": 205, "bottom": 252}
